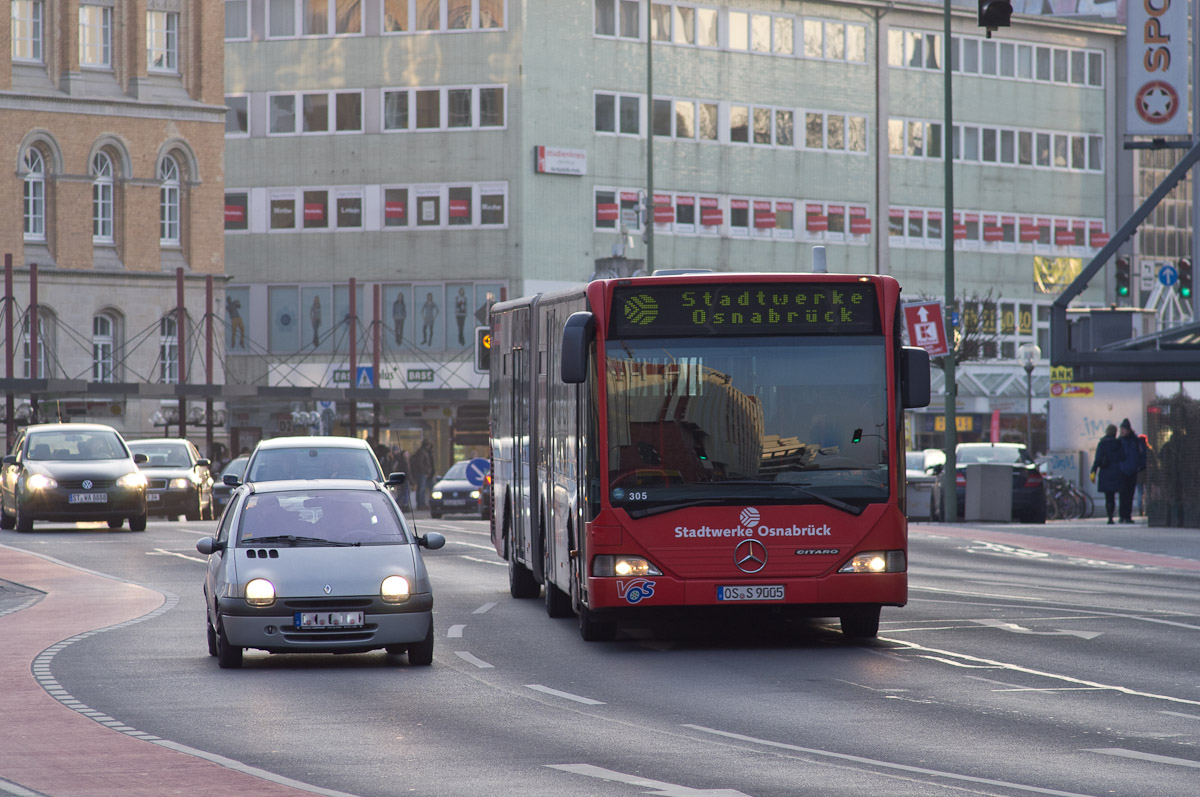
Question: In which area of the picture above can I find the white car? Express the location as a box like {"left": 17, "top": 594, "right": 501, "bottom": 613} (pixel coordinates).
{"left": 196, "top": 479, "right": 445, "bottom": 668}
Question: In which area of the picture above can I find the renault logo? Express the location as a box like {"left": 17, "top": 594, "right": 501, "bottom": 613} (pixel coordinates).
{"left": 323, "top": 584, "right": 333, "bottom": 594}
{"left": 734, "top": 539, "right": 767, "bottom": 574}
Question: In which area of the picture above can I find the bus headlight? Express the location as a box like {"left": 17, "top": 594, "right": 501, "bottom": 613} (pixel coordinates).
{"left": 244, "top": 578, "right": 276, "bottom": 607}
{"left": 381, "top": 575, "right": 410, "bottom": 603}
{"left": 592, "top": 555, "right": 662, "bottom": 577}
{"left": 838, "top": 551, "right": 906, "bottom": 573}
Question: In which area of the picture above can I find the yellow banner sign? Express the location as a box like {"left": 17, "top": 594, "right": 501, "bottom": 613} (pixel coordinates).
{"left": 1049, "top": 365, "right": 1074, "bottom": 382}
{"left": 1034, "top": 256, "right": 1083, "bottom": 294}
{"left": 934, "top": 415, "right": 974, "bottom": 432}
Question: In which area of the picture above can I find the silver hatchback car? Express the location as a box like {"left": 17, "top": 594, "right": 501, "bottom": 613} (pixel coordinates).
{"left": 196, "top": 479, "right": 445, "bottom": 668}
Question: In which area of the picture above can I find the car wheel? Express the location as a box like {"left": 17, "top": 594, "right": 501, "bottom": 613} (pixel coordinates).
{"left": 408, "top": 620, "right": 434, "bottom": 666}
{"left": 577, "top": 604, "right": 617, "bottom": 642}
{"left": 15, "top": 501, "right": 33, "bottom": 533}
{"left": 508, "top": 550, "right": 540, "bottom": 599}
{"left": 0, "top": 498, "right": 15, "bottom": 530}
{"left": 107, "top": 519, "right": 124, "bottom": 529}
{"left": 129, "top": 513, "right": 148, "bottom": 532}
{"left": 206, "top": 617, "right": 218, "bottom": 657}
{"left": 840, "top": 607, "right": 881, "bottom": 640}
{"left": 215, "top": 617, "right": 243, "bottom": 669}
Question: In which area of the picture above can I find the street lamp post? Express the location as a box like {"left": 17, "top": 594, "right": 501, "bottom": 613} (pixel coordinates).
{"left": 1017, "top": 343, "right": 1042, "bottom": 450}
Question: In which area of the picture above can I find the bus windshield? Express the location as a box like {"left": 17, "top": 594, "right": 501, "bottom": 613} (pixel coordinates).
{"left": 604, "top": 336, "right": 889, "bottom": 511}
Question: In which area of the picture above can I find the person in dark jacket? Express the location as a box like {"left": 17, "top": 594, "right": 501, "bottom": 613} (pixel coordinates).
{"left": 1090, "top": 424, "right": 1123, "bottom": 524}
{"left": 1116, "top": 417, "right": 1148, "bottom": 524}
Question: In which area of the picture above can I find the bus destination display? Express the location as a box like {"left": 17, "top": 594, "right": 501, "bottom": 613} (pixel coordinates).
{"left": 611, "top": 282, "right": 880, "bottom": 337}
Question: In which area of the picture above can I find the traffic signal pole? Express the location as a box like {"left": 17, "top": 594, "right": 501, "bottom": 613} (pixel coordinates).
{"left": 942, "top": 0, "right": 957, "bottom": 521}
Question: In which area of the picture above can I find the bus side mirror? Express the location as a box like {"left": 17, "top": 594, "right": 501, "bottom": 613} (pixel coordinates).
{"left": 561, "top": 311, "right": 595, "bottom": 384}
{"left": 901, "top": 346, "right": 931, "bottom": 409}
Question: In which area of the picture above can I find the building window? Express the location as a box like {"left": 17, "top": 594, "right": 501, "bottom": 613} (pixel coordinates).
{"left": 383, "top": 91, "right": 409, "bottom": 130}
{"left": 225, "top": 0, "right": 249, "bottom": 40}
{"left": 92, "top": 314, "right": 115, "bottom": 383}
{"left": 225, "top": 192, "right": 249, "bottom": 231}
{"left": 11, "top": 0, "right": 43, "bottom": 61}
{"left": 448, "top": 186, "right": 472, "bottom": 226}
{"left": 91, "top": 152, "right": 114, "bottom": 243}
{"left": 384, "top": 187, "right": 409, "bottom": 226}
{"left": 270, "top": 94, "right": 297, "bottom": 134}
{"left": 22, "top": 316, "right": 47, "bottom": 379}
{"left": 159, "top": 156, "right": 181, "bottom": 244}
{"left": 147, "top": 11, "right": 179, "bottom": 71}
{"left": 336, "top": 92, "right": 363, "bottom": 131}
{"left": 303, "top": 190, "right": 328, "bottom": 229}
{"left": 23, "top": 148, "right": 45, "bottom": 241}
{"left": 226, "top": 96, "right": 249, "bottom": 135}
{"left": 79, "top": 4, "right": 112, "bottom": 67}
{"left": 270, "top": 0, "right": 362, "bottom": 37}
{"left": 595, "top": 0, "right": 639, "bottom": 39}
{"left": 159, "top": 315, "right": 178, "bottom": 384}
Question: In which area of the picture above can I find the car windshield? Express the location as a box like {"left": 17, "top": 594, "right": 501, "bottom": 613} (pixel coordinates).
{"left": 246, "top": 447, "right": 381, "bottom": 482}
{"left": 605, "top": 336, "right": 890, "bottom": 510}
{"left": 442, "top": 460, "right": 484, "bottom": 480}
{"left": 238, "top": 490, "right": 408, "bottom": 544}
{"left": 27, "top": 430, "right": 126, "bottom": 461}
{"left": 129, "top": 443, "right": 191, "bottom": 467}
{"left": 957, "top": 446, "right": 1027, "bottom": 465}
{"left": 906, "top": 452, "right": 923, "bottom": 471}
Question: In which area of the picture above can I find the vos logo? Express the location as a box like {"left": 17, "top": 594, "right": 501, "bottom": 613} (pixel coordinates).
{"left": 739, "top": 507, "right": 760, "bottom": 528}
{"left": 616, "top": 579, "right": 656, "bottom": 605}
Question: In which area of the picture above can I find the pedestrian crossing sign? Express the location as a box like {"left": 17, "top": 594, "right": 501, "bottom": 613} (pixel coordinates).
{"left": 356, "top": 366, "right": 375, "bottom": 388}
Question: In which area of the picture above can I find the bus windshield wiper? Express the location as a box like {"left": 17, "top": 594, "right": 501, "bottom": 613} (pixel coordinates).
{"left": 702, "top": 481, "right": 865, "bottom": 516}
{"left": 244, "top": 535, "right": 358, "bottom": 546}
{"left": 625, "top": 499, "right": 729, "bottom": 519}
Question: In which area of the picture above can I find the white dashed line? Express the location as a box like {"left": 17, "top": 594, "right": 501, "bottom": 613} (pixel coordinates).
{"left": 472, "top": 602, "right": 497, "bottom": 614}
{"left": 454, "top": 651, "right": 494, "bottom": 669}
{"left": 1088, "top": 748, "right": 1200, "bottom": 769}
{"left": 447, "top": 624, "right": 465, "bottom": 638}
{"left": 525, "top": 685, "right": 605, "bottom": 705}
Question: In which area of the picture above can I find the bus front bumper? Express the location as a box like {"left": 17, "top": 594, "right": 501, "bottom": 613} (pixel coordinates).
{"left": 585, "top": 572, "right": 906, "bottom": 612}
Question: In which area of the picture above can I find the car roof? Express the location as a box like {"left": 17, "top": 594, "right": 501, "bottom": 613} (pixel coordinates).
{"left": 958, "top": 442, "right": 1024, "bottom": 449}
{"left": 252, "top": 436, "right": 372, "bottom": 451}
{"left": 25, "top": 422, "right": 121, "bottom": 433}
{"left": 242, "top": 478, "right": 385, "bottom": 494}
{"left": 128, "top": 438, "right": 190, "bottom": 446}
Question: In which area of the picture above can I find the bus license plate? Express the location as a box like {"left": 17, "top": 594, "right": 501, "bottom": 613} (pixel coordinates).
{"left": 295, "top": 611, "right": 364, "bottom": 628}
{"left": 68, "top": 493, "right": 108, "bottom": 504}
{"left": 717, "top": 585, "right": 785, "bottom": 601}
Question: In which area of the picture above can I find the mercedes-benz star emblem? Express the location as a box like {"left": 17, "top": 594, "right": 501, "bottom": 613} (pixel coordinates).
{"left": 323, "top": 584, "right": 333, "bottom": 594}
{"left": 82, "top": 479, "right": 93, "bottom": 490}
{"left": 734, "top": 539, "right": 767, "bottom": 574}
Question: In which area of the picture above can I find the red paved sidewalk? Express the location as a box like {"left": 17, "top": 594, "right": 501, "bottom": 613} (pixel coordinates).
{"left": 0, "top": 545, "right": 328, "bottom": 797}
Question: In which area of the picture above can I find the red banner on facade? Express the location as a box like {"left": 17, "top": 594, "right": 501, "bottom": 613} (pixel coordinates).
{"left": 224, "top": 205, "right": 245, "bottom": 223}
{"left": 700, "top": 197, "right": 722, "bottom": 226}
{"left": 1089, "top": 221, "right": 1109, "bottom": 248}
{"left": 1019, "top": 217, "right": 1039, "bottom": 242}
{"left": 449, "top": 199, "right": 470, "bottom": 217}
{"left": 806, "top": 203, "right": 827, "bottom": 232}
{"left": 753, "top": 200, "right": 775, "bottom": 228}
{"left": 384, "top": 201, "right": 406, "bottom": 218}
{"left": 304, "top": 203, "right": 325, "bottom": 221}
{"left": 654, "top": 204, "right": 675, "bottom": 223}
{"left": 596, "top": 203, "right": 619, "bottom": 221}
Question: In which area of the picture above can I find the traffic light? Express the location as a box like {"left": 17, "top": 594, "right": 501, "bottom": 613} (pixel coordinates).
{"left": 1115, "top": 256, "right": 1131, "bottom": 299}
{"left": 1179, "top": 258, "right": 1193, "bottom": 298}
{"left": 978, "top": 0, "right": 1012, "bottom": 36}
{"left": 473, "top": 326, "right": 491, "bottom": 374}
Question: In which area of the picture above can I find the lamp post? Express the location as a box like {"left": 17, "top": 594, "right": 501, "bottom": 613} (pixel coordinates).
{"left": 1017, "top": 342, "right": 1042, "bottom": 450}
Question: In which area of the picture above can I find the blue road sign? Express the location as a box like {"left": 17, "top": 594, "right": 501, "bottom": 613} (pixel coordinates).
{"left": 1159, "top": 265, "right": 1178, "bottom": 286}
{"left": 356, "top": 366, "right": 375, "bottom": 388}
{"left": 465, "top": 457, "right": 490, "bottom": 487}
{"left": 951, "top": 311, "right": 960, "bottom": 327}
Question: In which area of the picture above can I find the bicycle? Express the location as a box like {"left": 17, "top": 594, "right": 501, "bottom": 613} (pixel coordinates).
{"left": 1043, "top": 476, "right": 1094, "bottom": 520}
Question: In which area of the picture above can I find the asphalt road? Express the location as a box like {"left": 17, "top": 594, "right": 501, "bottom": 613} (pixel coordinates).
{"left": 2, "top": 513, "right": 1199, "bottom": 797}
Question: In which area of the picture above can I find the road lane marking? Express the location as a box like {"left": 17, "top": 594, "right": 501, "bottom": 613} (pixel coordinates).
{"left": 684, "top": 725, "right": 1094, "bottom": 797}
{"left": 461, "top": 555, "right": 505, "bottom": 567}
{"left": 970, "top": 619, "right": 1102, "bottom": 640}
{"left": 152, "top": 739, "right": 359, "bottom": 795}
{"left": 548, "top": 764, "right": 749, "bottom": 796}
{"left": 1161, "top": 710, "right": 1200, "bottom": 721}
{"left": 446, "top": 539, "right": 497, "bottom": 551}
{"left": 1088, "top": 748, "right": 1200, "bottom": 769}
{"left": 525, "top": 685, "right": 604, "bottom": 705}
{"left": 454, "top": 651, "right": 494, "bottom": 669}
{"left": 883, "top": 637, "right": 1200, "bottom": 708}
{"left": 473, "top": 601, "right": 497, "bottom": 614}
{"left": 146, "top": 548, "right": 206, "bottom": 564}
{"left": 447, "top": 624, "right": 465, "bottom": 638}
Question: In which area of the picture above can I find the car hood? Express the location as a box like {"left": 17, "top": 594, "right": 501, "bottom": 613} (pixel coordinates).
{"left": 433, "top": 478, "right": 475, "bottom": 491}
{"left": 232, "top": 545, "right": 430, "bottom": 597}
{"left": 138, "top": 466, "right": 198, "bottom": 478}
{"left": 25, "top": 459, "right": 138, "bottom": 479}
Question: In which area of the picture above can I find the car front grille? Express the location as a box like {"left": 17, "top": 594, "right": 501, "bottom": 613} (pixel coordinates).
{"left": 279, "top": 626, "right": 378, "bottom": 643}
{"left": 146, "top": 479, "right": 169, "bottom": 490}
{"left": 58, "top": 478, "right": 117, "bottom": 489}
{"left": 282, "top": 598, "right": 374, "bottom": 611}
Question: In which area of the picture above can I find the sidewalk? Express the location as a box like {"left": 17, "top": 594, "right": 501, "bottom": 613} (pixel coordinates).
{"left": 0, "top": 545, "right": 344, "bottom": 797}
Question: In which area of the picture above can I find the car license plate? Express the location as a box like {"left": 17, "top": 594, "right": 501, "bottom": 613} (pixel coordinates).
{"left": 716, "top": 585, "right": 785, "bottom": 601}
{"left": 295, "top": 611, "right": 364, "bottom": 629}
{"left": 147, "top": 493, "right": 161, "bottom": 502}
{"left": 68, "top": 493, "right": 108, "bottom": 504}
{"left": 444, "top": 499, "right": 467, "bottom": 506}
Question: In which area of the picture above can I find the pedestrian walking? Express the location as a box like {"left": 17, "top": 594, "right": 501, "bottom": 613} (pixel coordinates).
{"left": 1116, "top": 417, "right": 1148, "bottom": 524}
{"left": 410, "top": 440, "right": 436, "bottom": 509}
{"left": 1089, "top": 424, "right": 1123, "bottom": 524}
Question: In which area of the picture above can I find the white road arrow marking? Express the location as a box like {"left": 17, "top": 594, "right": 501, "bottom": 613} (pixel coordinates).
{"left": 548, "top": 764, "right": 749, "bottom": 796}
{"left": 971, "top": 619, "right": 1101, "bottom": 639}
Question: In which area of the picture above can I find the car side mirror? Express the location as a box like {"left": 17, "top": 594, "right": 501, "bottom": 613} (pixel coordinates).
{"left": 197, "top": 458, "right": 211, "bottom": 468}
{"left": 133, "top": 453, "right": 149, "bottom": 465}
{"left": 196, "top": 536, "right": 224, "bottom": 555}
{"left": 419, "top": 532, "right": 446, "bottom": 550}
{"left": 223, "top": 473, "right": 242, "bottom": 487}
{"left": 387, "top": 471, "right": 407, "bottom": 486}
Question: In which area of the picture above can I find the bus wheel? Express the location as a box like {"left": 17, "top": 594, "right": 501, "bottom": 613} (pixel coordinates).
{"left": 544, "top": 578, "right": 572, "bottom": 618}
{"left": 508, "top": 551, "right": 540, "bottom": 599}
{"left": 839, "top": 607, "right": 881, "bottom": 640}
{"left": 578, "top": 604, "right": 617, "bottom": 642}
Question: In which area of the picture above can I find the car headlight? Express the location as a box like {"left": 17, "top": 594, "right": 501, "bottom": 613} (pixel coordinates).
{"left": 26, "top": 473, "right": 57, "bottom": 490}
{"left": 430, "top": 490, "right": 443, "bottom": 500}
{"left": 469, "top": 490, "right": 481, "bottom": 499}
{"left": 116, "top": 472, "right": 147, "bottom": 489}
{"left": 169, "top": 477, "right": 190, "bottom": 489}
{"left": 244, "top": 578, "right": 276, "bottom": 607}
{"left": 838, "top": 551, "right": 906, "bottom": 574}
{"left": 381, "top": 575, "right": 410, "bottom": 603}
{"left": 592, "top": 555, "right": 662, "bottom": 577}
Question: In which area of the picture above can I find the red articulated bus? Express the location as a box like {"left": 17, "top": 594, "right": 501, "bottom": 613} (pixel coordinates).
{"left": 488, "top": 272, "right": 930, "bottom": 641}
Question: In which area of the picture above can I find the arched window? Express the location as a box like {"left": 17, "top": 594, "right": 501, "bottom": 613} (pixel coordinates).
{"left": 159, "top": 314, "right": 178, "bottom": 384}
{"left": 159, "top": 156, "right": 180, "bottom": 244}
{"left": 23, "top": 147, "right": 45, "bottom": 240}
{"left": 93, "top": 314, "right": 116, "bottom": 383}
{"left": 92, "top": 151, "right": 114, "bottom": 242}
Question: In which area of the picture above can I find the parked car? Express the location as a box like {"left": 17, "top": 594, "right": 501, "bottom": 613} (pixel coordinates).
{"left": 212, "top": 455, "right": 248, "bottom": 515}
{"left": 904, "top": 449, "right": 944, "bottom": 521}
{"left": 429, "top": 459, "right": 490, "bottom": 519}
{"left": 0, "top": 423, "right": 149, "bottom": 532}
{"left": 195, "top": 480, "right": 445, "bottom": 668}
{"left": 127, "top": 438, "right": 215, "bottom": 521}
{"left": 930, "top": 442, "right": 1046, "bottom": 523}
